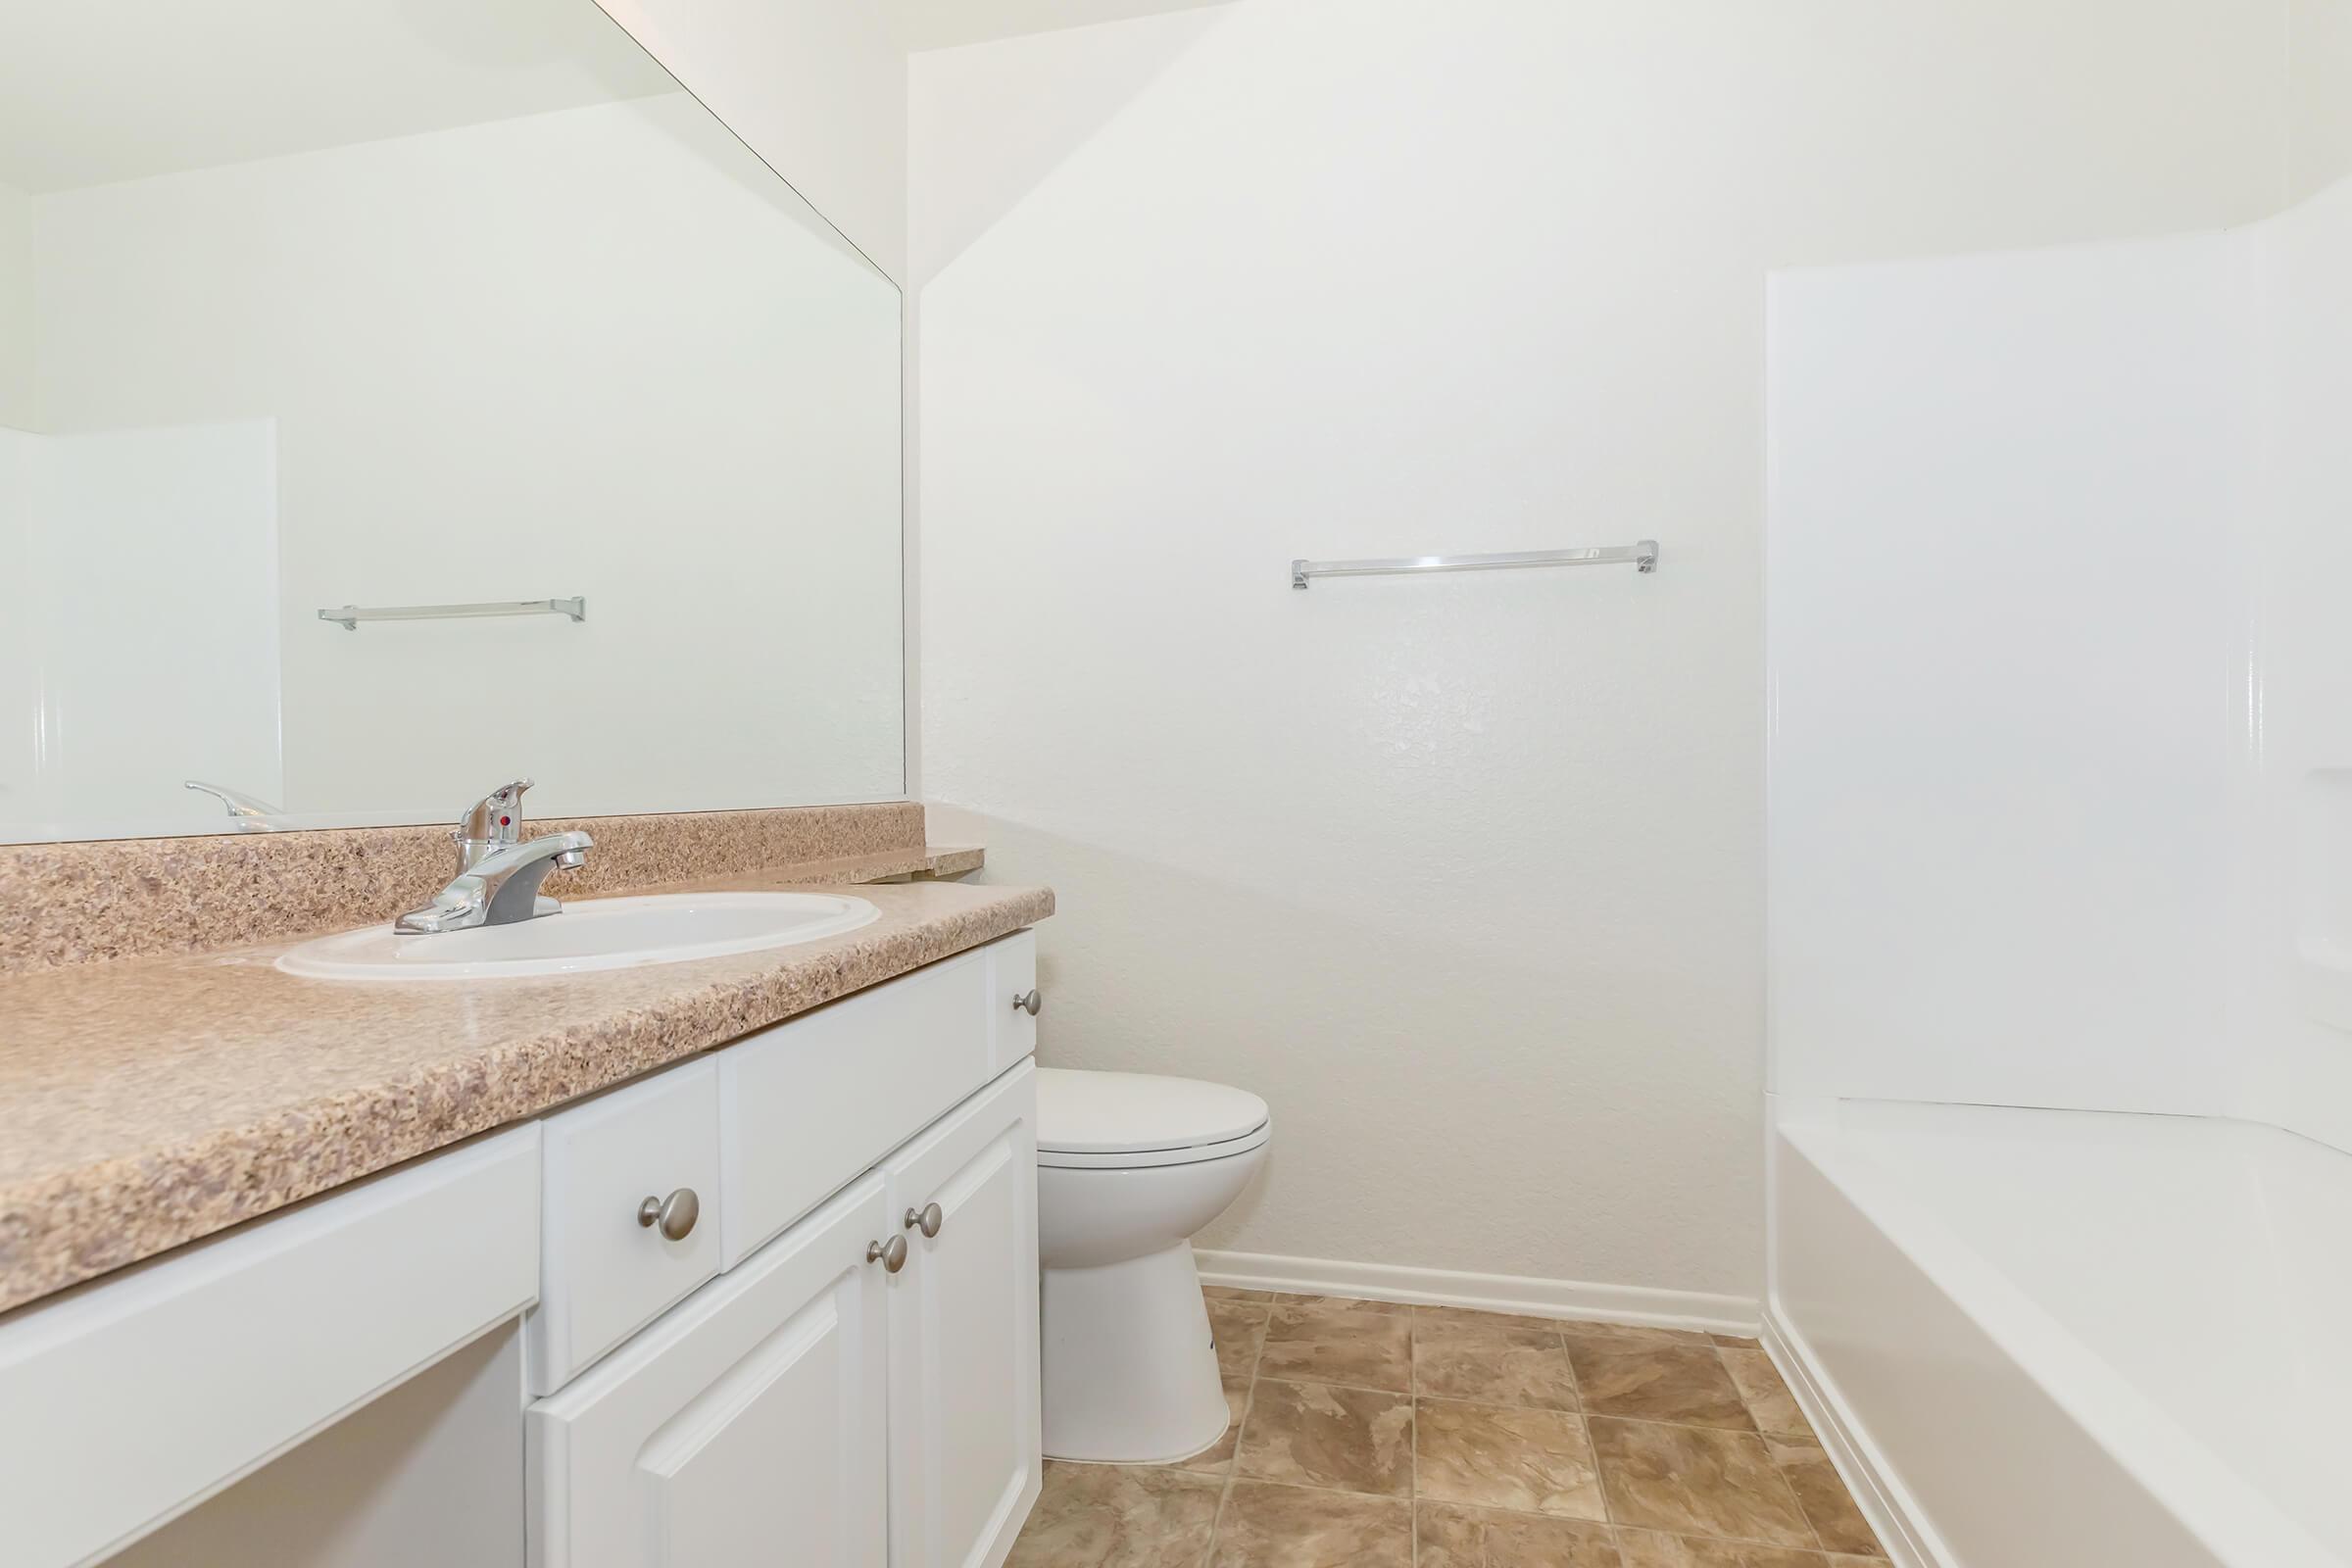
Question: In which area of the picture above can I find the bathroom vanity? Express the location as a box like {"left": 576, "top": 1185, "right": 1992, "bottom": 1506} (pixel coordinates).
{"left": 0, "top": 0, "right": 1038, "bottom": 1557}
{"left": 0, "top": 893, "right": 1048, "bottom": 1568}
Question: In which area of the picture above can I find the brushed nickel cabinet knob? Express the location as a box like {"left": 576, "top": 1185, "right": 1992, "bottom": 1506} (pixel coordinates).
{"left": 868, "top": 1235, "right": 909, "bottom": 1273}
{"left": 1011, "top": 989, "right": 1042, "bottom": 1016}
{"left": 637, "top": 1188, "right": 700, "bottom": 1241}
{"left": 906, "top": 1201, "right": 945, "bottom": 1238}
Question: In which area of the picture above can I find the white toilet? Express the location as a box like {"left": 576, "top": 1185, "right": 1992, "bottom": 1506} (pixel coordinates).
{"left": 1034, "top": 1067, "right": 1272, "bottom": 1464}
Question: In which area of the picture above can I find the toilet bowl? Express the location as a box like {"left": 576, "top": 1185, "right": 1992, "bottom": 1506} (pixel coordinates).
{"left": 1035, "top": 1067, "right": 1271, "bottom": 1464}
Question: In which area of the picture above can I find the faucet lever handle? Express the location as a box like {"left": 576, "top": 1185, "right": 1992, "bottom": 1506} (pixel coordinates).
{"left": 457, "top": 778, "right": 535, "bottom": 850}
{"left": 184, "top": 779, "right": 281, "bottom": 831}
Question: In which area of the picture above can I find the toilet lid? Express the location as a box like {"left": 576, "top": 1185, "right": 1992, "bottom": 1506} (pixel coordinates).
{"left": 1035, "top": 1068, "right": 1270, "bottom": 1156}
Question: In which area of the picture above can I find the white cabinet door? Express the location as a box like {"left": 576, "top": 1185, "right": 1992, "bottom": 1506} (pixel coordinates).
{"left": 529, "top": 1173, "right": 892, "bottom": 1568}
{"left": 883, "top": 1062, "right": 1042, "bottom": 1568}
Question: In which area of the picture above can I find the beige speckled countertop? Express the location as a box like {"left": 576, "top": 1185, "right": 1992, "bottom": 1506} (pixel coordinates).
{"left": 0, "top": 875, "right": 1052, "bottom": 1315}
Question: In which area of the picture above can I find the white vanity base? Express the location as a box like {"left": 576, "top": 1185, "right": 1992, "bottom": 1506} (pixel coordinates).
{"left": 2, "top": 929, "right": 1044, "bottom": 1568}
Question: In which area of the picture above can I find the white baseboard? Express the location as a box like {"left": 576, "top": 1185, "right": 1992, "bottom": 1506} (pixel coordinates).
{"left": 1191, "top": 1249, "right": 1759, "bottom": 1337}
{"left": 1761, "top": 1308, "right": 1943, "bottom": 1568}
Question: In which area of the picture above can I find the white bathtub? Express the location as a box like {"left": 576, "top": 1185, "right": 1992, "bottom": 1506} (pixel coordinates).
{"left": 1770, "top": 1101, "right": 2352, "bottom": 1568}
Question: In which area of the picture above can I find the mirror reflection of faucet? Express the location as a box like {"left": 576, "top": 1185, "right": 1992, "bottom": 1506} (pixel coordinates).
{"left": 184, "top": 780, "right": 281, "bottom": 831}
{"left": 394, "top": 778, "right": 592, "bottom": 935}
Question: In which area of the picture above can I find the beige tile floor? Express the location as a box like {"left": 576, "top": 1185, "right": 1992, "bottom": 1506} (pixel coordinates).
{"left": 1010, "top": 1289, "right": 1885, "bottom": 1568}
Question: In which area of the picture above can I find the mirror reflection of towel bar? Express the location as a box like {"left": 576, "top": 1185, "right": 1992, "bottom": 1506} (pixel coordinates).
{"left": 318, "top": 597, "right": 585, "bottom": 630}
{"left": 1291, "top": 543, "right": 1658, "bottom": 590}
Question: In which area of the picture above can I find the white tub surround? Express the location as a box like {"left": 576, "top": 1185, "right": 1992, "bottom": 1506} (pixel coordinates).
{"left": 1767, "top": 167, "right": 2352, "bottom": 1568}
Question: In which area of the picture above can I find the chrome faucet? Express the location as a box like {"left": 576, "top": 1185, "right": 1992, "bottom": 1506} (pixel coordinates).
{"left": 394, "top": 779, "right": 592, "bottom": 935}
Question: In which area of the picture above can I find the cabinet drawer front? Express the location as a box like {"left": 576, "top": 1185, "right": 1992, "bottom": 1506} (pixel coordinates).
{"left": 989, "top": 931, "right": 1039, "bottom": 1070}
{"left": 529, "top": 1173, "right": 891, "bottom": 1568}
{"left": 531, "top": 1061, "right": 722, "bottom": 1396}
{"left": 719, "top": 949, "right": 994, "bottom": 1269}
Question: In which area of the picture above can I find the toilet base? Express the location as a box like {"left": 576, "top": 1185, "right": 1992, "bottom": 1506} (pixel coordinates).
{"left": 1040, "top": 1243, "right": 1230, "bottom": 1464}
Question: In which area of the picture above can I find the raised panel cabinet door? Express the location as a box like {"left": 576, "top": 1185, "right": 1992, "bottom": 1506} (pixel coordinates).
{"left": 528, "top": 1173, "right": 893, "bottom": 1568}
{"left": 882, "top": 1061, "right": 1043, "bottom": 1568}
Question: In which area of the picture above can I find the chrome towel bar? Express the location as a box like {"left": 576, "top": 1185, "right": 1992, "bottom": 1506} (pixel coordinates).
{"left": 1291, "top": 542, "right": 1658, "bottom": 590}
{"left": 318, "top": 597, "right": 586, "bottom": 630}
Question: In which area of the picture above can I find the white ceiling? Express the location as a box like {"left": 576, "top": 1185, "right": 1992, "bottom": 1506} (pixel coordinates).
{"left": 0, "top": 0, "right": 676, "bottom": 193}
{"left": 885, "top": 0, "right": 1233, "bottom": 53}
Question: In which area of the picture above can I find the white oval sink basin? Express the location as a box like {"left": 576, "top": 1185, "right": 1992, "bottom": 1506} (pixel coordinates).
{"left": 276, "top": 892, "right": 880, "bottom": 982}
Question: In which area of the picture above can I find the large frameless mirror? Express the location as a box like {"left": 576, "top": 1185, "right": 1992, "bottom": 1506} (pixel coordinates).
{"left": 0, "top": 0, "right": 905, "bottom": 843}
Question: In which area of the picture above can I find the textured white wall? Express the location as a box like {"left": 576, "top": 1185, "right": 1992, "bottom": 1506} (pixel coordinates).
{"left": 2293, "top": 0, "right": 2352, "bottom": 198}
{"left": 913, "top": 0, "right": 2288, "bottom": 1302}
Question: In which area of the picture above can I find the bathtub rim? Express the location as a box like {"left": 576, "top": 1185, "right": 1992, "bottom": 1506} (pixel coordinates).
{"left": 1767, "top": 1103, "right": 2339, "bottom": 1568}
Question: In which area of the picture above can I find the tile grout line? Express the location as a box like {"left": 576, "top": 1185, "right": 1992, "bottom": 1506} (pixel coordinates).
{"left": 1253, "top": 1373, "right": 1414, "bottom": 1397}
{"left": 1418, "top": 1312, "right": 1848, "bottom": 1560}
{"left": 1559, "top": 1316, "right": 1829, "bottom": 1555}
{"left": 1407, "top": 1309, "right": 1419, "bottom": 1568}
{"left": 1024, "top": 1298, "right": 1870, "bottom": 1565}
{"left": 1555, "top": 1413, "right": 1883, "bottom": 1554}
{"left": 1202, "top": 1302, "right": 1265, "bottom": 1568}
{"left": 1711, "top": 1334, "right": 1831, "bottom": 1557}
{"left": 1190, "top": 1295, "right": 1879, "bottom": 1565}
{"left": 1553, "top": 1320, "right": 1622, "bottom": 1545}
